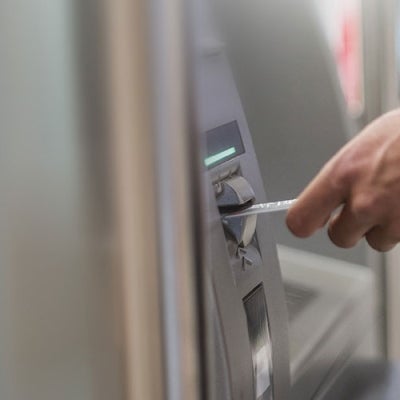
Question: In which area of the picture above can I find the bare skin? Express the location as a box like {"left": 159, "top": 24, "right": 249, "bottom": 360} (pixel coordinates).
{"left": 286, "top": 110, "right": 400, "bottom": 252}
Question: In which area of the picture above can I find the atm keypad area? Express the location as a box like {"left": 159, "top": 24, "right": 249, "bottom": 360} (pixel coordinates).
{"left": 204, "top": 109, "right": 289, "bottom": 400}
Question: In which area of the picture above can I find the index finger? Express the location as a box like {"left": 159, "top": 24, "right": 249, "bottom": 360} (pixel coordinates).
{"left": 286, "top": 162, "right": 349, "bottom": 237}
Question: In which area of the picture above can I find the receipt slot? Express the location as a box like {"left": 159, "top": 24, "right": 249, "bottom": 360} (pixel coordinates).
{"left": 194, "top": 8, "right": 290, "bottom": 399}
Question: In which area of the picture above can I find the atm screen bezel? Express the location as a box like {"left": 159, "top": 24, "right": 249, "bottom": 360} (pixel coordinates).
{"left": 205, "top": 121, "right": 245, "bottom": 169}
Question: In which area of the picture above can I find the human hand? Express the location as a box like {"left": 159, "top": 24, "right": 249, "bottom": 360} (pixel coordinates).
{"left": 286, "top": 110, "right": 400, "bottom": 252}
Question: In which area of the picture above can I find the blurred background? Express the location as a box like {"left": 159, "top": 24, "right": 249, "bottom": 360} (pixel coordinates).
{"left": 1, "top": 0, "right": 400, "bottom": 399}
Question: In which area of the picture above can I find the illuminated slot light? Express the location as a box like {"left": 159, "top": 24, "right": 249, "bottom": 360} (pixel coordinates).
{"left": 204, "top": 147, "right": 237, "bottom": 167}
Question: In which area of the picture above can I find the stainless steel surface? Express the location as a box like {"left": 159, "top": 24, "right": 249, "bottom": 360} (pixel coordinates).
{"left": 279, "top": 246, "right": 376, "bottom": 400}
{"left": 0, "top": 0, "right": 204, "bottom": 399}
{"left": 146, "top": 0, "right": 204, "bottom": 397}
{"left": 284, "top": 282, "right": 318, "bottom": 322}
{"left": 104, "top": 0, "right": 166, "bottom": 399}
{"left": 318, "top": 361, "right": 400, "bottom": 400}
{"left": 0, "top": 1, "right": 123, "bottom": 399}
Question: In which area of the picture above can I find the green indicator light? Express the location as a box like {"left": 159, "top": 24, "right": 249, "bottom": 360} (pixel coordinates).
{"left": 205, "top": 147, "right": 236, "bottom": 167}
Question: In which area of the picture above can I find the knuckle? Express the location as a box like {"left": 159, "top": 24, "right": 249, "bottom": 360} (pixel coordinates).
{"left": 329, "top": 163, "right": 351, "bottom": 191}
{"left": 351, "top": 195, "right": 380, "bottom": 222}
{"left": 330, "top": 152, "right": 361, "bottom": 188}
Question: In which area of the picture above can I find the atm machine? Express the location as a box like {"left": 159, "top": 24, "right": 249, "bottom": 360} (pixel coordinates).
{"left": 194, "top": 0, "right": 400, "bottom": 399}
{"left": 201, "top": 0, "right": 385, "bottom": 399}
{"left": 194, "top": 2, "right": 290, "bottom": 399}
{"left": 193, "top": 0, "right": 385, "bottom": 400}
{"left": 197, "top": 40, "right": 291, "bottom": 400}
